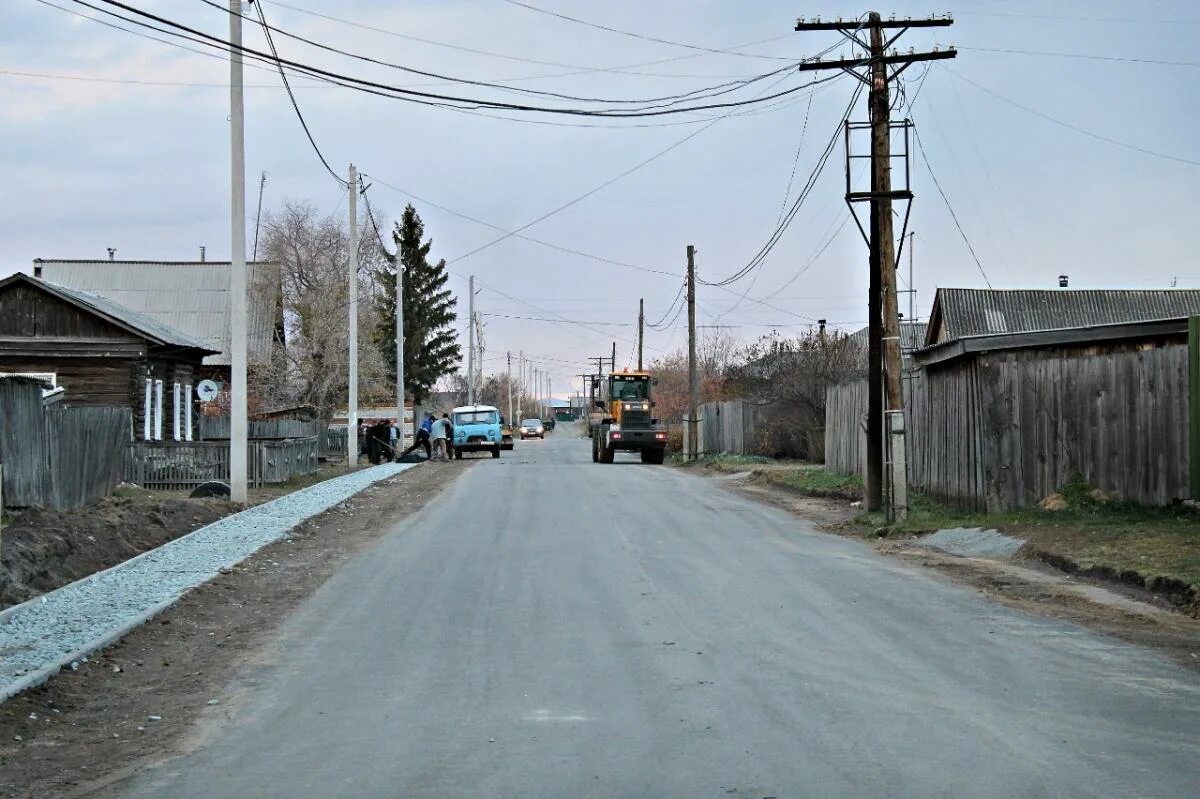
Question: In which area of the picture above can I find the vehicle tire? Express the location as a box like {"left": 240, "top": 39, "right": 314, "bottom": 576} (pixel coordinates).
{"left": 454, "top": 448, "right": 463, "bottom": 460}
{"left": 600, "top": 444, "right": 615, "bottom": 464}
{"left": 491, "top": 446, "right": 500, "bottom": 458}
{"left": 642, "top": 448, "right": 665, "bottom": 465}
{"left": 591, "top": 436, "right": 599, "bottom": 462}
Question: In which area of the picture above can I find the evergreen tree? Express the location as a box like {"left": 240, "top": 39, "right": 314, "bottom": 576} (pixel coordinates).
{"left": 373, "top": 204, "right": 460, "bottom": 404}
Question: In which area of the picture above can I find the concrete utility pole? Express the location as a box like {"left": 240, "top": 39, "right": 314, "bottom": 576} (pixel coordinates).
{"left": 467, "top": 274, "right": 475, "bottom": 405}
{"left": 506, "top": 351, "right": 513, "bottom": 424}
{"left": 794, "top": 12, "right": 954, "bottom": 521}
{"left": 347, "top": 163, "right": 359, "bottom": 468}
{"left": 686, "top": 244, "right": 698, "bottom": 461}
{"left": 638, "top": 298, "right": 644, "bottom": 371}
{"left": 228, "top": 0, "right": 248, "bottom": 503}
{"left": 518, "top": 350, "right": 524, "bottom": 418}
{"left": 395, "top": 259, "right": 405, "bottom": 447}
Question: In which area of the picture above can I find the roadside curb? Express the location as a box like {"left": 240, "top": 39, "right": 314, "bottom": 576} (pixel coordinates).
{"left": 0, "top": 462, "right": 418, "bottom": 704}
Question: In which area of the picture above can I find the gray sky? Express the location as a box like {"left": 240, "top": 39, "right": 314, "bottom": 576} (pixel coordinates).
{"left": 2, "top": 0, "right": 1197, "bottom": 394}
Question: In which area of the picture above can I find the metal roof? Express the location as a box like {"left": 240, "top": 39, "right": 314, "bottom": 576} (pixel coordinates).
{"left": 32, "top": 260, "right": 278, "bottom": 366}
{"left": 849, "top": 321, "right": 927, "bottom": 352}
{"left": 926, "top": 288, "right": 1200, "bottom": 346}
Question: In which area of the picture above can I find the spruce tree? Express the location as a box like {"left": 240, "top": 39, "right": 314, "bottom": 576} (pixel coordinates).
{"left": 373, "top": 204, "right": 461, "bottom": 405}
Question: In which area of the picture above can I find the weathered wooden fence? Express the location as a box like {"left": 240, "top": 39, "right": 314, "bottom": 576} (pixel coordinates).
{"left": 825, "top": 344, "right": 1191, "bottom": 510}
{"left": 199, "top": 415, "right": 322, "bottom": 440}
{"left": 697, "top": 400, "right": 825, "bottom": 460}
{"left": 0, "top": 377, "right": 132, "bottom": 510}
{"left": 124, "top": 436, "right": 321, "bottom": 491}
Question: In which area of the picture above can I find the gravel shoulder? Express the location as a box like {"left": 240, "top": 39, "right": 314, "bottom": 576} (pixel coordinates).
{"left": 692, "top": 468, "right": 1200, "bottom": 671}
{"left": 0, "top": 460, "right": 468, "bottom": 799}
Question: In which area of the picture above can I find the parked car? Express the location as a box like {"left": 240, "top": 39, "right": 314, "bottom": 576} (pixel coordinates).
{"left": 451, "top": 404, "right": 503, "bottom": 459}
{"left": 519, "top": 418, "right": 544, "bottom": 439}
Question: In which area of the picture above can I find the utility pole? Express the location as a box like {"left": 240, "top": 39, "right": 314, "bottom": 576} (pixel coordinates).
{"left": 686, "top": 244, "right": 698, "bottom": 461}
{"left": 638, "top": 298, "right": 644, "bottom": 371}
{"left": 395, "top": 258, "right": 405, "bottom": 447}
{"left": 611, "top": 341, "right": 617, "bottom": 373}
{"left": 506, "top": 351, "right": 514, "bottom": 424}
{"left": 795, "top": 12, "right": 954, "bottom": 521}
{"left": 908, "top": 231, "right": 916, "bottom": 324}
{"left": 252, "top": 170, "right": 267, "bottom": 263}
{"left": 228, "top": 0, "right": 248, "bottom": 503}
{"left": 347, "top": 163, "right": 359, "bottom": 469}
{"left": 467, "top": 274, "right": 475, "bottom": 405}
{"left": 518, "top": 350, "right": 524, "bottom": 418}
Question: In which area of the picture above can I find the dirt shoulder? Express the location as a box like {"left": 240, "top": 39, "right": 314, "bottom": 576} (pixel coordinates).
{"left": 684, "top": 465, "right": 1200, "bottom": 671}
{"left": 0, "top": 460, "right": 467, "bottom": 799}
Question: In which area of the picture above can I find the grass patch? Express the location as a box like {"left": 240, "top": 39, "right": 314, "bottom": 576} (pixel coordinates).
{"left": 858, "top": 489, "right": 1200, "bottom": 592}
{"left": 757, "top": 468, "right": 863, "bottom": 500}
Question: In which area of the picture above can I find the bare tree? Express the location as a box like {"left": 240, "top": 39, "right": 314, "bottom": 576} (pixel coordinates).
{"left": 258, "top": 200, "right": 390, "bottom": 421}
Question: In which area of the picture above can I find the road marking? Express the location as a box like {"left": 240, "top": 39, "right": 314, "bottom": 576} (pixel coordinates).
{"left": 522, "top": 709, "right": 591, "bottom": 722}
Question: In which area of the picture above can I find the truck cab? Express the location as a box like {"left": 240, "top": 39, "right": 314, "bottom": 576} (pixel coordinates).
{"left": 591, "top": 371, "right": 667, "bottom": 464}
{"left": 451, "top": 404, "right": 503, "bottom": 459}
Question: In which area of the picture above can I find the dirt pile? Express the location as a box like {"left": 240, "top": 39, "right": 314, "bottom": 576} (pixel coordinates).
{"left": 1, "top": 489, "right": 232, "bottom": 610}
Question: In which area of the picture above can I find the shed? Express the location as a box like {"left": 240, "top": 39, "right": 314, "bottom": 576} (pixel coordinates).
{"left": 909, "top": 317, "right": 1192, "bottom": 510}
{"left": 0, "top": 273, "right": 218, "bottom": 441}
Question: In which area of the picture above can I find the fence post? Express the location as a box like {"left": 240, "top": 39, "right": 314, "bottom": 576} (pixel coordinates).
{"left": 1190, "top": 315, "right": 1199, "bottom": 500}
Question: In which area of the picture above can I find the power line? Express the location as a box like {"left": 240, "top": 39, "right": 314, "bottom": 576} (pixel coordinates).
{"left": 912, "top": 126, "right": 992, "bottom": 288}
{"left": 70, "top": 1, "right": 828, "bottom": 120}
{"left": 958, "top": 45, "right": 1200, "bottom": 68}
{"left": 201, "top": 0, "right": 803, "bottom": 108}
{"left": 498, "top": 0, "right": 796, "bottom": 60}
{"left": 948, "top": 68, "right": 1200, "bottom": 168}
{"left": 268, "top": 0, "right": 790, "bottom": 79}
{"left": 251, "top": 0, "right": 345, "bottom": 186}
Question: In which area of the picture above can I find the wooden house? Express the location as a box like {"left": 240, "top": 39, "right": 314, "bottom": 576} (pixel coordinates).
{"left": 0, "top": 273, "right": 218, "bottom": 441}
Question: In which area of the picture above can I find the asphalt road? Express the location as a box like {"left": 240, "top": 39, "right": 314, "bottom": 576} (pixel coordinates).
{"left": 118, "top": 429, "right": 1200, "bottom": 798}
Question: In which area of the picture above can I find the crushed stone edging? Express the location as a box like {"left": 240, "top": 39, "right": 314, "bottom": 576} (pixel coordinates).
{"left": 0, "top": 462, "right": 417, "bottom": 703}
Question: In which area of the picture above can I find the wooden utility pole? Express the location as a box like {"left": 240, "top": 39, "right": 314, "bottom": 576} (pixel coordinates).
{"left": 611, "top": 341, "right": 617, "bottom": 373}
{"left": 638, "top": 298, "right": 644, "bottom": 371}
{"left": 686, "top": 244, "right": 698, "bottom": 461}
{"left": 795, "top": 12, "right": 955, "bottom": 521}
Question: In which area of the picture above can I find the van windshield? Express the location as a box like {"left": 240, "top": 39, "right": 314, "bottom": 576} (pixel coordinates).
{"left": 454, "top": 410, "right": 498, "bottom": 425}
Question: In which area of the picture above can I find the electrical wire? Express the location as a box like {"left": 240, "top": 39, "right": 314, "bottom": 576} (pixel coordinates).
{"left": 251, "top": 0, "right": 346, "bottom": 186}
{"left": 701, "top": 80, "right": 863, "bottom": 289}
{"left": 775, "top": 89, "right": 814, "bottom": 227}
{"left": 957, "top": 45, "right": 1200, "bottom": 68}
{"left": 267, "top": 0, "right": 794, "bottom": 80}
{"left": 498, "top": 0, "right": 797, "bottom": 60}
{"left": 646, "top": 284, "right": 685, "bottom": 330}
{"left": 948, "top": 68, "right": 1200, "bottom": 169}
{"left": 71, "top": 1, "right": 832, "bottom": 120}
{"left": 912, "top": 126, "right": 993, "bottom": 288}
{"left": 201, "top": 0, "right": 806, "bottom": 108}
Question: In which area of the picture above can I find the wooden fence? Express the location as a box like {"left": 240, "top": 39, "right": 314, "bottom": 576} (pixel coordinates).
{"left": 0, "top": 377, "right": 132, "bottom": 510}
{"left": 124, "top": 436, "right": 320, "bottom": 491}
{"left": 199, "top": 415, "right": 322, "bottom": 440}
{"left": 696, "top": 399, "right": 825, "bottom": 461}
{"left": 825, "top": 343, "right": 1191, "bottom": 510}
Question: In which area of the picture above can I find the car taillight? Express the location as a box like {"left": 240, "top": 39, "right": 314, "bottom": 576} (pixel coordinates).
{"left": 611, "top": 432, "right": 622, "bottom": 439}
{"left": 655, "top": 432, "right": 666, "bottom": 439}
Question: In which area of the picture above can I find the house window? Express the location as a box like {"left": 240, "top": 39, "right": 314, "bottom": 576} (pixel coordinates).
{"left": 143, "top": 378, "right": 152, "bottom": 440}
{"left": 154, "top": 379, "right": 164, "bottom": 440}
{"left": 172, "top": 382, "right": 182, "bottom": 441}
{"left": 184, "top": 383, "right": 193, "bottom": 441}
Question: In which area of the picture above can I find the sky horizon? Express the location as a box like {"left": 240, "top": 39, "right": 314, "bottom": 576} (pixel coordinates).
{"left": 3, "top": 0, "right": 1197, "bottom": 394}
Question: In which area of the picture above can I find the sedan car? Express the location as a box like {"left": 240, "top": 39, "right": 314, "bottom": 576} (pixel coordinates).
{"left": 519, "top": 418, "right": 545, "bottom": 439}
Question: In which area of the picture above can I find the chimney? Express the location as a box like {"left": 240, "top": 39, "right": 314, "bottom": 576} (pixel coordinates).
{"left": 107, "top": 248, "right": 116, "bottom": 261}
{"left": 1058, "top": 274, "right": 1069, "bottom": 288}
{"left": 200, "top": 246, "right": 206, "bottom": 263}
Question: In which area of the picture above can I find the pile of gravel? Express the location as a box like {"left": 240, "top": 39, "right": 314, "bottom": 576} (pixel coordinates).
{"left": 913, "top": 527, "right": 1025, "bottom": 559}
{"left": 0, "top": 463, "right": 414, "bottom": 702}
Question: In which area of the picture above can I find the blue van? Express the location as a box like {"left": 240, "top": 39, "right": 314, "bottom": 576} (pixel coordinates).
{"left": 451, "top": 404, "right": 503, "bottom": 459}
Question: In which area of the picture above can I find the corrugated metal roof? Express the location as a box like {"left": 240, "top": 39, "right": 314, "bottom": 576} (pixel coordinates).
{"left": 1, "top": 273, "right": 215, "bottom": 351}
{"left": 849, "top": 321, "right": 928, "bottom": 352}
{"left": 929, "top": 288, "right": 1200, "bottom": 345}
{"left": 32, "top": 260, "right": 278, "bottom": 365}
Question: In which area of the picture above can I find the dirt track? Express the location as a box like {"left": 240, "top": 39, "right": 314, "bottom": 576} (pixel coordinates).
{"left": 0, "top": 460, "right": 465, "bottom": 799}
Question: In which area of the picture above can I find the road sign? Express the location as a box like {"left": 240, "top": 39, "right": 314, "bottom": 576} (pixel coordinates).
{"left": 196, "top": 379, "right": 219, "bottom": 403}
